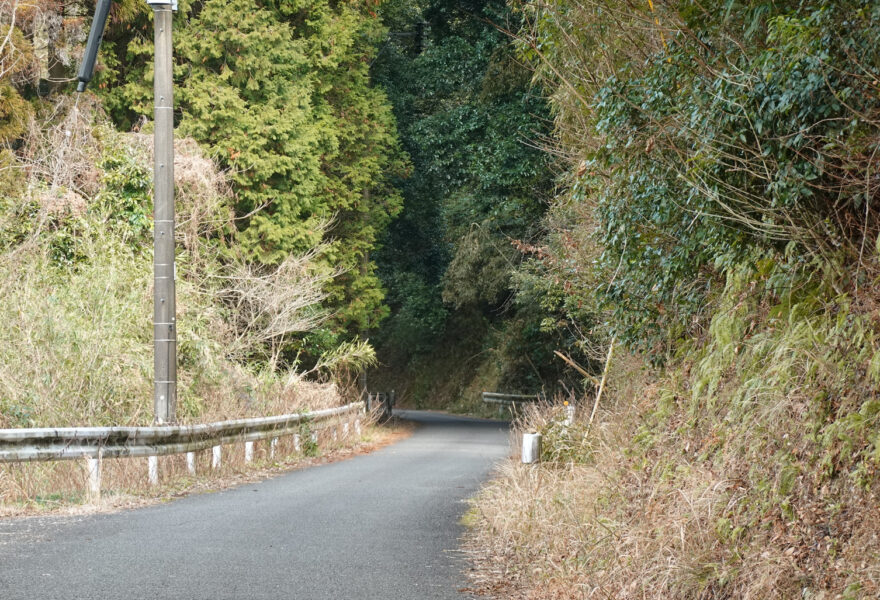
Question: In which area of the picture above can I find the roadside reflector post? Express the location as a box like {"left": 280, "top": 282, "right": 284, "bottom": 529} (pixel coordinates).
{"left": 563, "top": 400, "right": 575, "bottom": 427}
{"left": 521, "top": 433, "right": 542, "bottom": 464}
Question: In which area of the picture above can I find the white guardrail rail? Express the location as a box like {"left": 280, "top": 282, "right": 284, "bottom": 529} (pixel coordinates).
{"left": 0, "top": 402, "right": 364, "bottom": 462}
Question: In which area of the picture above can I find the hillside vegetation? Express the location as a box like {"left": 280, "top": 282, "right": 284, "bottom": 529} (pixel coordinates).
{"left": 0, "top": 99, "right": 353, "bottom": 427}
{"left": 0, "top": 0, "right": 400, "bottom": 426}
{"left": 465, "top": 1, "right": 880, "bottom": 598}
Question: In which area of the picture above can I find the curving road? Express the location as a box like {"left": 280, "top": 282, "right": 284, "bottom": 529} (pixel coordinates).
{"left": 0, "top": 411, "right": 509, "bottom": 599}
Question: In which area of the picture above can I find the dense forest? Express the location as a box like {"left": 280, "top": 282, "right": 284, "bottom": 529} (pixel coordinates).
{"left": 4, "top": 0, "right": 880, "bottom": 596}
{"left": 369, "top": 0, "right": 569, "bottom": 407}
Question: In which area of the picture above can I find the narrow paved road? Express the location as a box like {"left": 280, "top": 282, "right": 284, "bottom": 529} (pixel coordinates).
{"left": 0, "top": 411, "right": 509, "bottom": 599}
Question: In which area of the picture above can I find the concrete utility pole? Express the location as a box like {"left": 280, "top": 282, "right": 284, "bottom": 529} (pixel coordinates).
{"left": 77, "top": 0, "right": 178, "bottom": 424}
{"left": 148, "top": 0, "right": 177, "bottom": 424}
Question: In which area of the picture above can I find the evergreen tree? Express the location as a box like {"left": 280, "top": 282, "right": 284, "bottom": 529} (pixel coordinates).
{"left": 99, "top": 0, "right": 406, "bottom": 350}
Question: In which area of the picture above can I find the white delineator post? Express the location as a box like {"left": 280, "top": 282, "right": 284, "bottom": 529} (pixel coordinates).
{"left": 522, "top": 433, "right": 542, "bottom": 464}
{"left": 563, "top": 401, "right": 575, "bottom": 427}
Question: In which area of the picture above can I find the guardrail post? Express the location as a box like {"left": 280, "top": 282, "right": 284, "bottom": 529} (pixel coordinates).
{"left": 270, "top": 438, "right": 278, "bottom": 459}
{"left": 212, "top": 445, "right": 221, "bottom": 470}
{"left": 148, "top": 456, "right": 159, "bottom": 485}
{"left": 294, "top": 434, "right": 301, "bottom": 452}
{"left": 244, "top": 441, "right": 254, "bottom": 463}
{"left": 375, "top": 392, "right": 391, "bottom": 421}
{"left": 186, "top": 451, "right": 195, "bottom": 475}
{"left": 354, "top": 418, "right": 361, "bottom": 436}
{"left": 85, "top": 453, "right": 101, "bottom": 501}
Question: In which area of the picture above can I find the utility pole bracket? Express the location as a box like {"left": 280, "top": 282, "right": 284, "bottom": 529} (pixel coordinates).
{"left": 145, "top": 0, "right": 178, "bottom": 11}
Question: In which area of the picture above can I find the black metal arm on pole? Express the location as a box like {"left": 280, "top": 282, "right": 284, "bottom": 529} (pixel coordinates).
{"left": 76, "top": 0, "right": 113, "bottom": 92}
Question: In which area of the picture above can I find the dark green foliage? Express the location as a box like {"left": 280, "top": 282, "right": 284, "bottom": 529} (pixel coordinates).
{"left": 177, "top": 0, "right": 321, "bottom": 264}
{"left": 378, "top": 271, "right": 448, "bottom": 356}
{"left": 98, "top": 0, "right": 406, "bottom": 346}
{"left": 97, "top": 150, "right": 153, "bottom": 244}
{"left": 371, "top": 0, "right": 561, "bottom": 398}
{"left": 520, "top": 0, "right": 880, "bottom": 359}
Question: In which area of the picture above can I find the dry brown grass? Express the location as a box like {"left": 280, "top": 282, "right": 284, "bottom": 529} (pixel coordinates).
{"left": 185, "top": 370, "right": 346, "bottom": 424}
{"left": 465, "top": 350, "right": 880, "bottom": 600}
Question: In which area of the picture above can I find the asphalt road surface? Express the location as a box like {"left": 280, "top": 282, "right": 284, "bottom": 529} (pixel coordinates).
{"left": 0, "top": 411, "right": 509, "bottom": 599}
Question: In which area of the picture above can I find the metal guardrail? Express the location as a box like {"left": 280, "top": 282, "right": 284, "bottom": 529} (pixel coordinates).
{"left": 366, "top": 391, "right": 395, "bottom": 420}
{"left": 0, "top": 402, "right": 364, "bottom": 462}
{"left": 481, "top": 392, "right": 542, "bottom": 405}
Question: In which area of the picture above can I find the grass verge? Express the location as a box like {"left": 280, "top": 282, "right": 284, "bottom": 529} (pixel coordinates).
{"left": 464, "top": 264, "right": 880, "bottom": 599}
